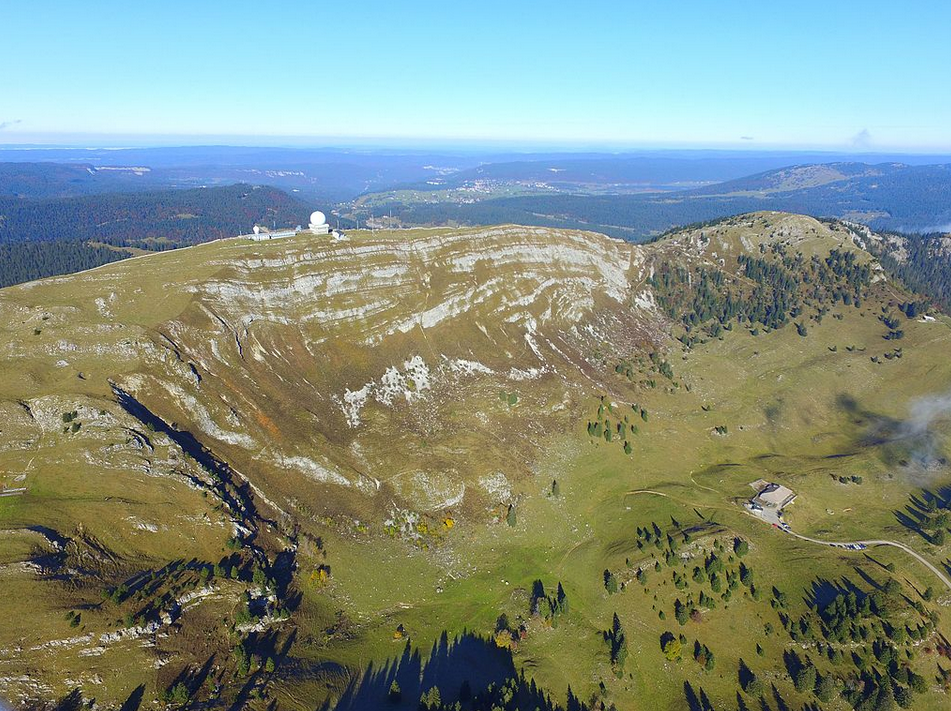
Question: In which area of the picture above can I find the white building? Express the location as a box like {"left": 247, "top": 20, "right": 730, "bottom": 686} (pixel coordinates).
{"left": 752, "top": 483, "right": 796, "bottom": 509}
{"left": 249, "top": 225, "right": 300, "bottom": 241}
{"left": 248, "top": 208, "right": 338, "bottom": 241}
{"left": 308, "top": 210, "right": 331, "bottom": 235}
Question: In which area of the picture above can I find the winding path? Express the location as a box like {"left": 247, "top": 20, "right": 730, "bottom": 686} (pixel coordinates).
{"left": 783, "top": 530, "right": 951, "bottom": 593}
{"left": 623, "top": 489, "right": 951, "bottom": 593}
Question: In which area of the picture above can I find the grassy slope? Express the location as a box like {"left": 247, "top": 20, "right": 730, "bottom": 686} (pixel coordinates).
{"left": 302, "top": 302, "right": 951, "bottom": 710}
{"left": 0, "top": 215, "right": 950, "bottom": 709}
{"left": 281, "top": 217, "right": 951, "bottom": 709}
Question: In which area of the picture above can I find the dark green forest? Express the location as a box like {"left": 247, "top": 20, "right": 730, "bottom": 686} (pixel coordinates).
{"left": 0, "top": 241, "right": 129, "bottom": 288}
{"left": 0, "top": 184, "right": 310, "bottom": 287}
{"left": 650, "top": 244, "right": 873, "bottom": 347}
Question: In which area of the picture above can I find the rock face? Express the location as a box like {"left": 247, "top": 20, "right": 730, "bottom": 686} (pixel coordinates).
{"left": 195, "top": 225, "right": 637, "bottom": 340}
{"left": 0, "top": 215, "right": 881, "bottom": 522}
{"left": 0, "top": 225, "right": 657, "bottom": 519}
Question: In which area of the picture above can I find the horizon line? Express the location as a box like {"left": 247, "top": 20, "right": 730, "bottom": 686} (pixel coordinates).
{"left": 3, "top": 136, "right": 951, "bottom": 156}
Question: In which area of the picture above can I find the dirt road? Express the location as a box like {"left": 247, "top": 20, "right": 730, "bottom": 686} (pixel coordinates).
{"left": 785, "top": 530, "right": 951, "bottom": 592}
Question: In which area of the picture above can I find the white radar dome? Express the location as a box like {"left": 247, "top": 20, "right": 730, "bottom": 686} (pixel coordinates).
{"left": 253, "top": 225, "right": 261, "bottom": 234}
{"left": 309, "top": 210, "right": 327, "bottom": 226}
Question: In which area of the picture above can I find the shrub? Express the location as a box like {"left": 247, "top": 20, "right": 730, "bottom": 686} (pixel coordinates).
{"left": 163, "top": 682, "right": 190, "bottom": 707}
{"left": 388, "top": 680, "right": 401, "bottom": 703}
{"left": 746, "top": 675, "right": 764, "bottom": 696}
{"left": 815, "top": 673, "right": 836, "bottom": 702}
{"left": 662, "top": 635, "right": 682, "bottom": 661}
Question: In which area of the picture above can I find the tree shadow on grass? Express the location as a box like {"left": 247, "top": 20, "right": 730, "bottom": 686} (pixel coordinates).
{"left": 322, "top": 630, "right": 575, "bottom": 711}
{"left": 893, "top": 488, "right": 951, "bottom": 544}
{"left": 782, "top": 649, "right": 803, "bottom": 680}
{"left": 684, "top": 681, "right": 719, "bottom": 711}
{"left": 737, "top": 658, "right": 755, "bottom": 690}
{"left": 20, "top": 689, "right": 84, "bottom": 711}
{"left": 851, "top": 566, "right": 885, "bottom": 592}
{"left": 227, "top": 629, "right": 292, "bottom": 710}
{"left": 683, "top": 681, "right": 702, "bottom": 711}
{"left": 166, "top": 654, "right": 216, "bottom": 699}
{"left": 770, "top": 684, "right": 790, "bottom": 711}
{"left": 803, "top": 576, "right": 864, "bottom": 609}
{"left": 328, "top": 633, "right": 502, "bottom": 711}
{"left": 118, "top": 685, "right": 145, "bottom": 711}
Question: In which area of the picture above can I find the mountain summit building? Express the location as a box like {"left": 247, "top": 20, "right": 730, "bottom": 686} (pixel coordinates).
{"left": 249, "top": 209, "right": 340, "bottom": 241}
{"left": 308, "top": 210, "right": 330, "bottom": 235}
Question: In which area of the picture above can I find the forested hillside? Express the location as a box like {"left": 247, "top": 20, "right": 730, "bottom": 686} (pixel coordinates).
{"left": 371, "top": 163, "right": 951, "bottom": 239}
{"left": 856, "top": 227, "right": 951, "bottom": 312}
{"left": 0, "top": 161, "right": 167, "bottom": 198}
{"left": 0, "top": 241, "right": 129, "bottom": 288}
{"left": 0, "top": 184, "right": 310, "bottom": 286}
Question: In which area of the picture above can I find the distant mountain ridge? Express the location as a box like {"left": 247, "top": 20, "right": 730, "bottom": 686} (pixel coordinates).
{"left": 681, "top": 161, "right": 951, "bottom": 231}
{"left": 0, "top": 161, "right": 168, "bottom": 198}
{"left": 372, "top": 161, "right": 951, "bottom": 238}
{"left": 685, "top": 161, "right": 892, "bottom": 195}
{"left": 4, "top": 154, "right": 951, "bottom": 290}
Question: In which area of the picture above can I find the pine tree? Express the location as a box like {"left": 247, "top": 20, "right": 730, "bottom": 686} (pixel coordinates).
{"left": 388, "top": 680, "right": 401, "bottom": 703}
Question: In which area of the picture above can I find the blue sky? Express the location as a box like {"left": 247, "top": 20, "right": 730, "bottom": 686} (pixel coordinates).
{"left": 2, "top": 0, "right": 950, "bottom": 150}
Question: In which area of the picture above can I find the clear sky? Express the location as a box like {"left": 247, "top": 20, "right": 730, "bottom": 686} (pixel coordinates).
{"left": 2, "top": 0, "right": 950, "bottom": 150}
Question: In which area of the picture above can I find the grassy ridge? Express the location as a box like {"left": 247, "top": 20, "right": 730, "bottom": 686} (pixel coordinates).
{"left": 1, "top": 216, "right": 950, "bottom": 709}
